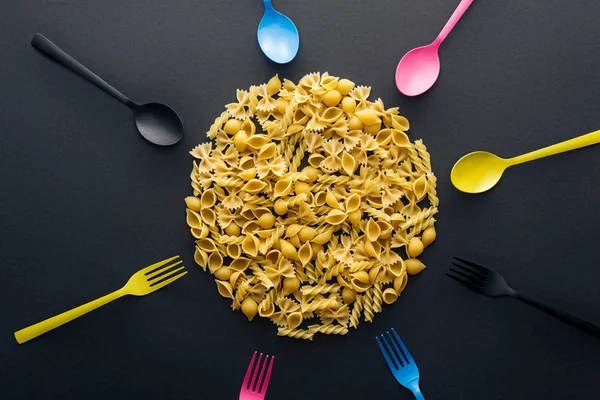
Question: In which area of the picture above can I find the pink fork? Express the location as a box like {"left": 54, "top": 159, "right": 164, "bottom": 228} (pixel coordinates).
{"left": 239, "top": 351, "right": 275, "bottom": 400}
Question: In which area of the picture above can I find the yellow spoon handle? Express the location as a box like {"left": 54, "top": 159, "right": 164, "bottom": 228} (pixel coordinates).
{"left": 508, "top": 130, "right": 600, "bottom": 166}
{"left": 14, "top": 289, "right": 124, "bottom": 344}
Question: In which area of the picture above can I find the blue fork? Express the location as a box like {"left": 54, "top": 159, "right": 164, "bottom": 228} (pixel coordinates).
{"left": 376, "top": 328, "right": 425, "bottom": 399}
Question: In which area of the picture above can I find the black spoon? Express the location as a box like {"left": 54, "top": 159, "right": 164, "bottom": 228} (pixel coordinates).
{"left": 31, "top": 33, "right": 184, "bottom": 146}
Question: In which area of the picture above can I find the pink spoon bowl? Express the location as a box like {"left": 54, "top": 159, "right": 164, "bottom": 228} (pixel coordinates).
{"left": 395, "top": 0, "right": 475, "bottom": 96}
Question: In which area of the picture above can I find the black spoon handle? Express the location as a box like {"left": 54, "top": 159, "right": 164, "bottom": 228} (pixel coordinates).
{"left": 513, "top": 291, "right": 600, "bottom": 337}
{"left": 31, "top": 33, "right": 134, "bottom": 108}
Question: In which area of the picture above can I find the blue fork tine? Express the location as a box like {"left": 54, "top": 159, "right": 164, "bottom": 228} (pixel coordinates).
{"left": 376, "top": 329, "right": 425, "bottom": 400}
{"left": 390, "top": 328, "right": 413, "bottom": 365}
{"left": 376, "top": 335, "right": 400, "bottom": 370}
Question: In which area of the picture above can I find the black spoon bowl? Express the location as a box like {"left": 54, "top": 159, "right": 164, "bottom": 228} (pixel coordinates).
{"left": 31, "top": 33, "right": 184, "bottom": 146}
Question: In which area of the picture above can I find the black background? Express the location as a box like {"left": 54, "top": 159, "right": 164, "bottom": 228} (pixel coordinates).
{"left": 1, "top": 1, "right": 600, "bottom": 399}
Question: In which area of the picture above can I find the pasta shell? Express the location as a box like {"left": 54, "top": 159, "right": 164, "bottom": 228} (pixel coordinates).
{"left": 308, "top": 153, "right": 325, "bottom": 168}
{"left": 241, "top": 118, "right": 256, "bottom": 136}
{"left": 201, "top": 208, "right": 216, "bottom": 227}
{"left": 200, "top": 189, "right": 217, "bottom": 208}
{"left": 391, "top": 114, "right": 410, "bottom": 131}
{"left": 194, "top": 246, "right": 209, "bottom": 270}
{"left": 388, "top": 258, "right": 406, "bottom": 277}
{"left": 227, "top": 243, "right": 242, "bottom": 259}
{"left": 265, "top": 249, "right": 282, "bottom": 265}
{"left": 320, "top": 107, "right": 344, "bottom": 123}
{"left": 239, "top": 167, "right": 257, "bottom": 181}
{"left": 325, "top": 190, "right": 340, "bottom": 209}
{"left": 241, "top": 297, "right": 258, "bottom": 321}
{"left": 298, "top": 226, "right": 316, "bottom": 242}
{"left": 394, "top": 272, "right": 408, "bottom": 294}
{"left": 325, "top": 209, "right": 347, "bottom": 225}
{"left": 196, "top": 238, "right": 217, "bottom": 253}
{"left": 364, "top": 240, "right": 381, "bottom": 259}
{"left": 230, "top": 257, "right": 251, "bottom": 272}
{"left": 351, "top": 271, "right": 370, "bottom": 292}
{"left": 289, "top": 234, "right": 301, "bottom": 248}
{"left": 314, "top": 191, "right": 327, "bottom": 206}
{"left": 242, "top": 179, "right": 267, "bottom": 194}
{"left": 267, "top": 74, "right": 282, "bottom": 96}
{"left": 320, "top": 75, "right": 339, "bottom": 91}
{"left": 382, "top": 288, "right": 399, "bottom": 305}
{"left": 341, "top": 151, "right": 357, "bottom": 176}
{"left": 258, "top": 298, "right": 275, "bottom": 317}
{"left": 242, "top": 235, "right": 260, "bottom": 257}
{"left": 185, "top": 196, "right": 202, "bottom": 212}
{"left": 375, "top": 129, "right": 394, "bottom": 146}
{"left": 406, "top": 258, "right": 426, "bottom": 275}
{"left": 287, "top": 312, "right": 304, "bottom": 329}
{"left": 392, "top": 130, "right": 410, "bottom": 146}
{"left": 214, "top": 266, "right": 233, "bottom": 281}
{"left": 348, "top": 209, "right": 362, "bottom": 225}
{"left": 229, "top": 271, "right": 246, "bottom": 289}
{"left": 355, "top": 109, "right": 381, "bottom": 125}
{"left": 216, "top": 280, "right": 234, "bottom": 299}
{"left": 280, "top": 239, "right": 299, "bottom": 261}
{"left": 244, "top": 134, "right": 270, "bottom": 150}
{"left": 190, "top": 227, "right": 203, "bottom": 239}
{"left": 241, "top": 221, "right": 260, "bottom": 235}
{"left": 312, "top": 229, "right": 332, "bottom": 244}
{"left": 368, "top": 266, "right": 381, "bottom": 284}
{"left": 186, "top": 209, "right": 203, "bottom": 229}
{"left": 377, "top": 220, "right": 393, "bottom": 239}
{"left": 365, "top": 219, "right": 381, "bottom": 242}
{"left": 239, "top": 156, "right": 255, "bottom": 171}
{"left": 257, "top": 143, "right": 277, "bottom": 160}
{"left": 412, "top": 174, "right": 428, "bottom": 201}
{"left": 298, "top": 241, "right": 313, "bottom": 266}
{"left": 273, "top": 179, "right": 293, "bottom": 198}
{"left": 208, "top": 252, "right": 223, "bottom": 274}
{"left": 293, "top": 108, "right": 309, "bottom": 125}
{"left": 345, "top": 193, "right": 361, "bottom": 212}
{"left": 285, "top": 223, "right": 304, "bottom": 237}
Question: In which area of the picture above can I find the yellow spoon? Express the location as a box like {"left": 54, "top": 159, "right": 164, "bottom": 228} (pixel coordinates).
{"left": 451, "top": 129, "right": 600, "bottom": 194}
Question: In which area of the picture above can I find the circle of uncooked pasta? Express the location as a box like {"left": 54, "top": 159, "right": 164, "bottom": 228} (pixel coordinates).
{"left": 186, "top": 72, "right": 438, "bottom": 340}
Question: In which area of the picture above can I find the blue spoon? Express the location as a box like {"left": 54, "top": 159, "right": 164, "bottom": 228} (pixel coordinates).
{"left": 257, "top": 0, "right": 299, "bottom": 64}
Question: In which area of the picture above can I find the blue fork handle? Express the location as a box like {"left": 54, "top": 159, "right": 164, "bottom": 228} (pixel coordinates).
{"left": 409, "top": 383, "right": 425, "bottom": 399}
{"left": 411, "top": 387, "right": 425, "bottom": 400}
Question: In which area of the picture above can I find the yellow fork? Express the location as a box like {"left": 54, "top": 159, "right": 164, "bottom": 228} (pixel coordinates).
{"left": 14, "top": 255, "right": 187, "bottom": 344}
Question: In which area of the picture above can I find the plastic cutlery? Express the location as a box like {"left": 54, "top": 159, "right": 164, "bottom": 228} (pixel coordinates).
{"left": 395, "top": 0, "right": 475, "bottom": 96}
{"left": 451, "top": 129, "right": 600, "bottom": 193}
{"left": 14, "top": 255, "right": 187, "bottom": 344}
{"left": 239, "top": 351, "right": 275, "bottom": 400}
{"left": 257, "top": 0, "right": 299, "bottom": 64}
{"left": 31, "top": 33, "right": 184, "bottom": 146}
{"left": 448, "top": 257, "right": 600, "bottom": 337}
{"left": 376, "top": 328, "right": 425, "bottom": 399}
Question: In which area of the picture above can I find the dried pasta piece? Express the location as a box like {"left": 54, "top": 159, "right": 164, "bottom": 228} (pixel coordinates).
{"left": 277, "top": 327, "right": 314, "bottom": 340}
{"left": 187, "top": 73, "right": 438, "bottom": 340}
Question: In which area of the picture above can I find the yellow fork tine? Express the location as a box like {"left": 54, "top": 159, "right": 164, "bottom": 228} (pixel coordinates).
{"left": 138, "top": 255, "right": 181, "bottom": 276}
{"left": 149, "top": 270, "right": 187, "bottom": 291}
{"left": 148, "top": 266, "right": 186, "bottom": 284}
{"left": 146, "top": 260, "right": 183, "bottom": 281}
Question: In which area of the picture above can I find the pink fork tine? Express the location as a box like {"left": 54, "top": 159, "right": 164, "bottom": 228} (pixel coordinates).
{"left": 259, "top": 356, "right": 275, "bottom": 395}
{"left": 254, "top": 355, "right": 270, "bottom": 392}
{"left": 242, "top": 351, "right": 257, "bottom": 390}
{"left": 249, "top": 353, "right": 264, "bottom": 391}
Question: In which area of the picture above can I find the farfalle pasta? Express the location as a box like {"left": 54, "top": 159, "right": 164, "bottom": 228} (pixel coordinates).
{"left": 186, "top": 73, "right": 439, "bottom": 340}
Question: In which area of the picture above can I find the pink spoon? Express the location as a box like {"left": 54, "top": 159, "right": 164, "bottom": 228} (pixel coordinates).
{"left": 395, "top": 0, "right": 475, "bottom": 96}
